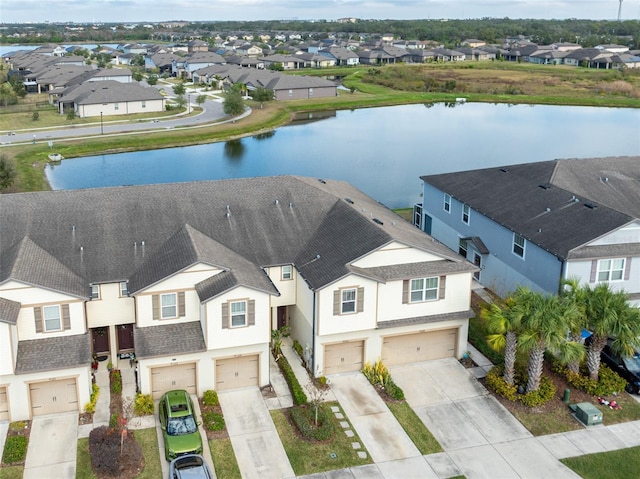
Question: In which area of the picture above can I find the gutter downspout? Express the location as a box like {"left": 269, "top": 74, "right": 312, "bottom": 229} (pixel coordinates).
{"left": 311, "top": 290, "right": 317, "bottom": 375}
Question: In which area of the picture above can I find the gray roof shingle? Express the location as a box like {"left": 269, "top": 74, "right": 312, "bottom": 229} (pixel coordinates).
{"left": 0, "top": 297, "right": 21, "bottom": 325}
{"left": 134, "top": 321, "right": 206, "bottom": 358}
{"left": 15, "top": 333, "right": 91, "bottom": 374}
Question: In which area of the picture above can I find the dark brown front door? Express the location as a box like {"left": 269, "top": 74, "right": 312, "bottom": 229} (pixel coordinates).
{"left": 277, "top": 306, "right": 287, "bottom": 329}
{"left": 92, "top": 327, "right": 109, "bottom": 355}
{"left": 117, "top": 323, "right": 135, "bottom": 351}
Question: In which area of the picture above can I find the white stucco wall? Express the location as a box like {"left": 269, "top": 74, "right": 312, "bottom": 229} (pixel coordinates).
{"left": 78, "top": 98, "right": 164, "bottom": 118}
{"left": 352, "top": 241, "right": 445, "bottom": 268}
{"left": 0, "top": 323, "right": 14, "bottom": 375}
{"left": 268, "top": 265, "right": 297, "bottom": 307}
{"left": 86, "top": 282, "right": 135, "bottom": 327}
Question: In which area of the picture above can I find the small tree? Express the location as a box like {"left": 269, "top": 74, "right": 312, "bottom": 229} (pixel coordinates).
{"left": 66, "top": 109, "right": 76, "bottom": 121}
{"left": 224, "top": 85, "right": 244, "bottom": 119}
{"left": 172, "top": 82, "right": 186, "bottom": 96}
{"left": 195, "top": 94, "right": 207, "bottom": 106}
{"left": 32, "top": 111, "right": 39, "bottom": 122}
{"left": 147, "top": 74, "right": 158, "bottom": 86}
{"left": 0, "top": 154, "right": 16, "bottom": 190}
{"left": 305, "top": 379, "right": 329, "bottom": 427}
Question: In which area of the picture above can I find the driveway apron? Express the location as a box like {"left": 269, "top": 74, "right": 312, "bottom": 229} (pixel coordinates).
{"left": 218, "top": 387, "right": 294, "bottom": 479}
{"left": 328, "top": 373, "right": 422, "bottom": 463}
{"left": 23, "top": 412, "right": 78, "bottom": 479}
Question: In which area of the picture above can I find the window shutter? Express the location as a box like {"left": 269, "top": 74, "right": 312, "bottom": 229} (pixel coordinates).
{"left": 624, "top": 257, "right": 632, "bottom": 281}
{"left": 333, "top": 290, "right": 340, "bottom": 315}
{"left": 178, "top": 292, "right": 185, "bottom": 317}
{"left": 402, "top": 280, "right": 409, "bottom": 304}
{"left": 221, "top": 302, "right": 229, "bottom": 329}
{"left": 438, "top": 276, "right": 446, "bottom": 300}
{"left": 152, "top": 295, "right": 159, "bottom": 320}
{"left": 34, "top": 307, "right": 42, "bottom": 333}
{"left": 357, "top": 287, "right": 364, "bottom": 313}
{"left": 248, "top": 300, "right": 255, "bottom": 326}
{"left": 589, "top": 260, "right": 598, "bottom": 283}
{"left": 62, "top": 304, "right": 71, "bottom": 330}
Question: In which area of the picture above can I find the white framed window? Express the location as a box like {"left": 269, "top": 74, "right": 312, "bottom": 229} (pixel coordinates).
{"left": 282, "top": 265, "right": 292, "bottom": 281}
{"left": 90, "top": 284, "right": 100, "bottom": 300}
{"left": 230, "top": 300, "right": 247, "bottom": 327}
{"left": 141, "top": 100, "right": 146, "bottom": 108}
{"left": 597, "top": 258, "right": 625, "bottom": 282}
{"left": 288, "top": 89, "right": 293, "bottom": 97}
{"left": 114, "top": 103, "right": 119, "bottom": 111}
{"left": 459, "top": 238, "right": 468, "bottom": 257}
{"left": 43, "top": 305, "right": 62, "bottom": 332}
{"left": 443, "top": 193, "right": 451, "bottom": 213}
{"left": 513, "top": 233, "right": 525, "bottom": 258}
{"left": 462, "top": 204, "right": 470, "bottom": 224}
{"left": 161, "top": 293, "right": 177, "bottom": 319}
{"left": 309, "top": 87, "right": 314, "bottom": 96}
{"left": 120, "top": 281, "right": 128, "bottom": 297}
{"left": 341, "top": 288, "right": 357, "bottom": 314}
{"left": 410, "top": 277, "right": 438, "bottom": 302}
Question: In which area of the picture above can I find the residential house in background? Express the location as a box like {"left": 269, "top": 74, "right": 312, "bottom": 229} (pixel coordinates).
{"left": 415, "top": 157, "right": 640, "bottom": 305}
{"left": 1, "top": 176, "right": 476, "bottom": 421}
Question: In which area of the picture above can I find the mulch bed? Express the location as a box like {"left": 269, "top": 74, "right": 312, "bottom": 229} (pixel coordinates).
{"left": 198, "top": 398, "right": 229, "bottom": 440}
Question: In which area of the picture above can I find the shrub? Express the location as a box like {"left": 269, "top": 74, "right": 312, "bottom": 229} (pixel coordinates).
{"left": 202, "top": 411, "right": 225, "bottom": 431}
{"left": 557, "top": 363, "right": 627, "bottom": 396}
{"left": 85, "top": 383, "right": 100, "bottom": 413}
{"left": 109, "top": 413, "right": 120, "bottom": 429}
{"left": 485, "top": 366, "right": 555, "bottom": 406}
{"left": 485, "top": 366, "right": 518, "bottom": 401}
{"left": 110, "top": 369, "right": 122, "bottom": 394}
{"left": 519, "top": 375, "right": 556, "bottom": 407}
{"left": 386, "top": 382, "right": 405, "bottom": 401}
{"left": 2, "top": 436, "right": 28, "bottom": 464}
{"left": 292, "top": 339, "right": 303, "bottom": 358}
{"left": 362, "top": 359, "right": 405, "bottom": 401}
{"left": 277, "top": 355, "right": 307, "bottom": 405}
{"left": 290, "top": 404, "right": 334, "bottom": 441}
{"left": 89, "top": 425, "right": 143, "bottom": 477}
{"left": 317, "top": 376, "right": 328, "bottom": 387}
{"left": 133, "top": 393, "right": 154, "bottom": 416}
{"left": 202, "top": 390, "right": 219, "bottom": 407}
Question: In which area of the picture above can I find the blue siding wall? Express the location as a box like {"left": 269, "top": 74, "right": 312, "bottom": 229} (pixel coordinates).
{"left": 422, "top": 183, "right": 563, "bottom": 297}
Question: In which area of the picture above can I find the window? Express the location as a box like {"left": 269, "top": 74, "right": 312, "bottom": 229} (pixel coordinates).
{"left": 309, "top": 88, "right": 314, "bottom": 96}
{"left": 282, "top": 265, "right": 292, "bottom": 281}
{"left": 462, "top": 204, "right": 470, "bottom": 224}
{"left": 161, "top": 293, "right": 177, "bottom": 319}
{"left": 597, "top": 259, "right": 625, "bottom": 282}
{"left": 288, "top": 89, "right": 293, "bottom": 97}
{"left": 114, "top": 103, "right": 119, "bottom": 111}
{"left": 458, "top": 238, "right": 468, "bottom": 257}
{"left": 120, "top": 281, "right": 128, "bottom": 297}
{"left": 90, "top": 284, "right": 100, "bottom": 300}
{"left": 513, "top": 233, "right": 525, "bottom": 258}
{"left": 141, "top": 100, "right": 146, "bottom": 108}
{"left": 43, "top": 305, "right": 62, "bottom": 332}
{"left": 443, "top": 194, "right": 451, "bottom": 213}
{"left": 410, "top": 277, "right": 439, "bottom": 302}
{"left": 230, "top": 301, "right": 247, "bottom": 327}
{"left": 341, "top": 288, "right": 356, "bottom": 314}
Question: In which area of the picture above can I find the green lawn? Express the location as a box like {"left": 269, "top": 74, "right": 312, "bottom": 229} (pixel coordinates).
{"left": 271, "top": 402, "right": 372, "bottom": 476}
{"left": 0, "top": 466, "right": 24, "bottom": 479}
{"left": 562, "top": 446, "right": 640, "bottom": 479}
{"left": 76, "top": 428, "right": 161, "bottom": 478}
{"left": 209, "top": 438, "right": 241, "bottom": 479}
{"left": 386, "top": 401, "right": 442, "bottom": 454}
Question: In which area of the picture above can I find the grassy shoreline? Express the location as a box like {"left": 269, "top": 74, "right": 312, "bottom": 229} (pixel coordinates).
{"left": 3, "top": 64, "right": 639, "bottom": 193}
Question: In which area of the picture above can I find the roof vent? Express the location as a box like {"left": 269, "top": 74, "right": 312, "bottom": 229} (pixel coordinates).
{"left": 539, "top": 183, "right": 551, "bottom": 190}
{"left": 584, "top": 202, "right": 597, "bottom": 209}
{"left": 500, "top": 168, "right": 509, "bottom": 173}
{"left": 372, "top": 218, "right": 384, "bottom": 225}
{"left": 345, "top": 198, "right": 354, "bottom": 204}
{"left": 275, "top": 199, "right": 279, "bottom": 205}
{"left": 571, "top": 195, "right": 579, "bottom": 202}
{"left": 546, "top": 207, "right": 551, "bottom": 213}
{"left": 318, "top": 178, "right": 326, "bottom": 184}
{"left": 289, "top": 202, "right": 293, "bottom": 208}
{"left": 226, "top": 205, "right": 231, "bottom": 217}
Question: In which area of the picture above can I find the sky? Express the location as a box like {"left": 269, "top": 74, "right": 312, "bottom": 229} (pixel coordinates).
{"left": 2, "top": 0, "right": 639, "bottom": 24}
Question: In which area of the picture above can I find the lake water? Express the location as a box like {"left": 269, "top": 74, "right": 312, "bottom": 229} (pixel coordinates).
{"left": 45, "top": 103, "right": 640, "bottom": 208}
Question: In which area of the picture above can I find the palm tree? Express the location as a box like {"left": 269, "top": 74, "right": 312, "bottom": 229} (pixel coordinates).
{"left": 560, "top": 278, "right": 589, "bottom": 374}
{"left": 484, "top": 287, "right": 530, "bottom": 385}
{"left": 519, "top": 292, "right": 582, "bottom": 393}
{"left": 585, "top": 283, "right": 640, "bottom": 382}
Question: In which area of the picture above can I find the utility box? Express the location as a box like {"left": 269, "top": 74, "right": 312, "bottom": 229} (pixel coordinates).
{"left": 575, "top": 402, "right": 603, "bottom": 426}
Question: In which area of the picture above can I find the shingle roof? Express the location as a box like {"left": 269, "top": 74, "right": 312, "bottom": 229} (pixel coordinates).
{"left": 15, "top": 333, "right": 91, "bottom": 374}
{"left": 422, "top": 157, "right": 639, "bottom": 260}
{"left": 60, "top": 80, "right": 164, "bottom": 105}
{"left": 134, "top": 321, "right": 206, "bottom": 358}
{"left": 0, "top": 297, "right": 21, "bottom": 325}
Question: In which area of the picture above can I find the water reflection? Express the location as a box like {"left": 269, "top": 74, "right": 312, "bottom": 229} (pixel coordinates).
{"left": 224, "top": 139, "right": 245, "bottom": 160}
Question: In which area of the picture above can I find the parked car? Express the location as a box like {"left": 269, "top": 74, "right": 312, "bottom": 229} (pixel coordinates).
{"left": 597, "top": 338, "right": 640, "bottom": 394}
{"left": 159, "top": 389, "right": 203, "bottom": 461}
{"left": 169, "top": 454, "right": 214, "bottom": 479}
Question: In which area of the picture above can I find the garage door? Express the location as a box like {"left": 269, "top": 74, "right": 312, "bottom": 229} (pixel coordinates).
{"left": 0, "top": 387, "right": 8, "bottom": 420}
{"left": 151, "top": 363, "right": 197, "bottom": 400}
{"left": 215, "top": 355, "right": 259, "bottom": 391}
{"left": 324, "top": 340, "right": 364, "bottom": 375}
{"left": 29, "top": 379, "right": 78, "bottom": 417}
{"left": 382, "top": 329, "right": 458, "bottom": 366}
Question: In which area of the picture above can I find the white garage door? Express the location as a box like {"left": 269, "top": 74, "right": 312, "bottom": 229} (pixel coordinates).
{"left": 0, "top": 387, "right": 8, "bottom": 420}
{"left": 30, "top": 379, "right": 78, "bottom": 417}
{"left": 215, "top": 355, "right": 259, "bottom": 391}
{"left": 151, "top": 363, "right": 197, "bottom": 400}
{"left": 324, "top": 340, "right": 364, "bottom": 375}
{"left": 382, "top": 329, "right": 458, "bottom": 366}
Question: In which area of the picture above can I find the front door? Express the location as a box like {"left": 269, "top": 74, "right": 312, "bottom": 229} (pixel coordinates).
{"left": 474, "top": 253, "right": 482, "bottom": 281}
{"left": 277, "top": 306, "right": 287, "bottom": 329}
{"left": 117, "top": 323, "right": 135, "bottom": 352}
{"left": 92, "top": 327, "right": 109, "bottom": 355}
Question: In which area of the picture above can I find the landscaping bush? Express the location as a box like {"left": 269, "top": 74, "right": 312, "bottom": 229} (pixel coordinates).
{"left": 202, "top": 411, "right": 225, "bottom": 432}
{"left": 317, "top": 376, "right": 328, "bottom": 387}
{"left": 109, "top": 413, "right": 120, "bottom": 429}
{"left": 293, "top": 339, "right": 303, "bottom": 358}
{"left": 85, "top": 383, "right": 100, "bottom": 414}
{"left": 277, "top": 354, "right": 307, "bottom": 405}
{"left": 133, "top": 393, "right": 154, "bottom": 416}
{"left": 202, "top": 389, "right": 219, "bottom": 407}
{"left": 89, "top": 425, "right": 143, "bottom": 477}
{"left": 290, "top": 404, "right": 334, "bottom": 441}
{"left": 485, "top": 366, "right": 518, "bottom": 401}
{"left": 2, "top": 436, "right": 28, "bottom": 464}
{"left": 110, "top": 369, "right": 122, "bottom": 394}
{"left": 386, "top": 381, "right": 405, "bottom": 401}
{"left": 362, "top": 359, "right": 405, "bottom": 400}
{"left": 554, "top": 362, "right": 627, "bottom": 396}
{"left": 485, "top": 366, "right": 556, "bottom": 407}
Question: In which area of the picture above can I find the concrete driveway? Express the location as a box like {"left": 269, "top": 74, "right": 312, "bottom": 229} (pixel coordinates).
{"left": 218, "top": 387, "right": 294, "bottom": 479}
{"left": 23, "top": 412, "right": 78, "bottom": 479}
{"left": 391, "top": 359, "right": 581, "bottom": 479}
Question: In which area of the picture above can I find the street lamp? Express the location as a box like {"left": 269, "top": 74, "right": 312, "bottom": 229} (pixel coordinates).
{"left": 187, "top": 94, "right": 191, "bottom": 114}
{"left": 100, "top": 112, "right": 103, "bottom": 135}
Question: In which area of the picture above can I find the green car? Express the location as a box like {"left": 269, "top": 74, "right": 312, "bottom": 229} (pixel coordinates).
{"left": 159, "top": 389, "right": 203, "bottom": 461}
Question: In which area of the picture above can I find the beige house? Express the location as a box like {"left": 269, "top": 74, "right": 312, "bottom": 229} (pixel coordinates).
{"left": 0, "top": 177, "right": 476, "bottom": 420}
